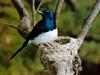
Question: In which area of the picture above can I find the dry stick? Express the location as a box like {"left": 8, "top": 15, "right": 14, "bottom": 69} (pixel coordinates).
{"left": 55, "top": 0, "right": 64, "bottom": 25}
{"left": 32, "top": 0, "right": 36, "bottom": 26}
{"left": 77, "top": 0, "right": 100, "bottom": 45}
{"left": 4, "top": 23, "right": 18, "bottom": 29}
{"left": 36, "top": 0, "right": 45, "bottom": 12}
{"left": 32, "top": 0, "right": 45, "bottom": 27}
{"left": 11, "top": 0, "right": 29, "bottom": 18}
{"left": 11, "top": 0, "right": 31, "bottom": 38}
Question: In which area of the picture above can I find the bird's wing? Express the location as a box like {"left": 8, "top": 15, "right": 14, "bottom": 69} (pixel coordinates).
{"left": 27, "top": 20, "right": 48, "bottom": 40}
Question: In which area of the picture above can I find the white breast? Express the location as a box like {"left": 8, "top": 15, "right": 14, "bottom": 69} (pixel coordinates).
{"left": 28, "top": 29, "right": 58, "bottom": 45}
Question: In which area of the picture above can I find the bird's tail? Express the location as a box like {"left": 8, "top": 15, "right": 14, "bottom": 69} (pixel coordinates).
{"left": 10, "top": 40, "right": 28, "bottom": 60}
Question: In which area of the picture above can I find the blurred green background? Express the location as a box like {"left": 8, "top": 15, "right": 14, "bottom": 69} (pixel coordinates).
{"left": 0, "top": 0, "right": 100, "bottom": 75}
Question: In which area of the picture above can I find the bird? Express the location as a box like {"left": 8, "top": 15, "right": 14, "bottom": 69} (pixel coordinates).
{"left": 10, "top": 10, "right": 58, "bottom": 60}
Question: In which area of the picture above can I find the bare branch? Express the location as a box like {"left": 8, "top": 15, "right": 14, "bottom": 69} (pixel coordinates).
{"left": 36, "top": 0, "right": 45, "bottom": 12}
{"left": 10, "top": 0, "right": 99, "bottom": 75}
{"left": 32, "top": 0, "right": 36, "bottom": 26}
{"left": 54, "top": 62, "right": 65, "bottom": 75}
{"left": 38, "top": 1, "right": 100, "bottom": 75}
{"left": 55, "top": 0, "right": 64, "bottom": 25}
{"left": 11, "top": 0, "right": 31, "bottom": 38}
{"left": 77, "top": 0, "right": 100, "bottom": 45}
{"left": 11, "top": 0, "right": 29, "bottom": 18}
{"left": 32, "top": 0, "right": 45, "bottom": 27}
{"left": 4, "top": 23, "right": 18, "bottom": 29}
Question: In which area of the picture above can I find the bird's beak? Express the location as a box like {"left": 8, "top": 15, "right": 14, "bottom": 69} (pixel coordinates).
{"left": 37, "top": 11, "right": 43, "bottom": 14}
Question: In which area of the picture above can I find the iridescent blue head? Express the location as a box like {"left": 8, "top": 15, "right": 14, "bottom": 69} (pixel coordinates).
{"left": 38, "top": 10, "right": 56, "bottom": 30}
{"left": 38, "top": 10, "right": 55, "bottom": 21}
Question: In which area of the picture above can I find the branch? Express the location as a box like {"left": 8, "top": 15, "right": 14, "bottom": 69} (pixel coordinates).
{"left": 36, "top": 0, "right": 45, "bottom": 12}
{"left": 11, "top": 0, "right": 31, "bottom": 38}
{"left": 32, "top": 0, "right": 36, "bottom": 26}
{"left": 4, "top": 23, "right": 18, "bottom": 29}
{"left": 77, "top": 0, "right": 100, "bottom": 45}
{"left": 32, "top": 0, "right": 45, "bottom": 27}
{"left": 38, "top": 37, "right": 82, "bottom": 75}
{"left": 38, "top": 1, "right": 100, "bottom": 75}
{"left": 55, "top": 0, "right": 64, "bottom": 25}
{"left": 10, "top": 0, "right": 100, "bottom": 75}
{"left": 11, "top": 0, "right": 29, "bottom": 18}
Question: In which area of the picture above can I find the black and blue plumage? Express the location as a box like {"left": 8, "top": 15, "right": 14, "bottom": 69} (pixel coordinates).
{"left": 10, "top": 10, "right": 58, "bottom": 60}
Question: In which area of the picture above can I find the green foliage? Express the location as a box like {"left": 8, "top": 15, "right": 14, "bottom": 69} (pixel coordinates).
{"left": 80, "top": 41, "right": 100, "bottom": 63}
{"left": 0, "top": 0, "right": 100, "bottom": 75}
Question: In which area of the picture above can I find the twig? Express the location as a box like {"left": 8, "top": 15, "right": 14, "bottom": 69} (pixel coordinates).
{"left": 4, "top": 23, "right": 18, "bottom": 29}
{"left": 36, "top": 0, "right": 45, "bottom": 12}
{"left": 11, "top": 0, "right": 31, "bottom": 38}
{"left": 32, "top": 0, "right": 36, "bottom": 26}
{"left": 31, "top": 0, "right": 45, "bottom": 27}
{"left": 11, "top": 0, "right": 29, "bottom": 18}
{"left": 55, "top": 0, "right": 64, "bottom": 25}
{"left": 77, "top": 0, "right": 100, "bottom": 45}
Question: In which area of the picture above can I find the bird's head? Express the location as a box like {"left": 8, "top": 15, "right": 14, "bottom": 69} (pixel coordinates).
{"left": 38, "top": 10, "right": 55, "bottom": 20}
